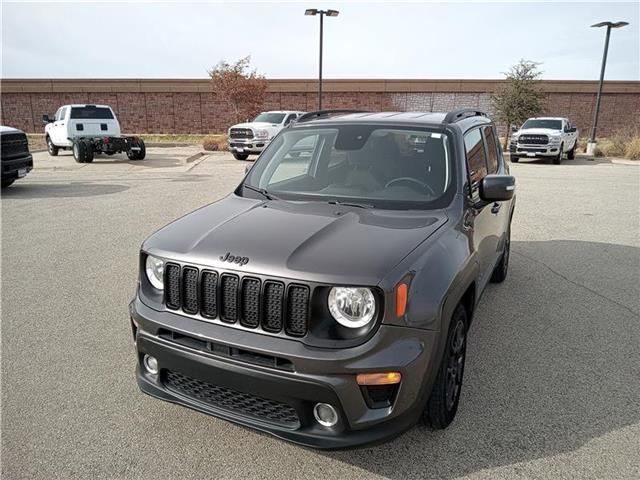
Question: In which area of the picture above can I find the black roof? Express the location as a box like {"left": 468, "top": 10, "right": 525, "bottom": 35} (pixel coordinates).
{"left": 292, "top": 109, "right": 491, "bottom": 131}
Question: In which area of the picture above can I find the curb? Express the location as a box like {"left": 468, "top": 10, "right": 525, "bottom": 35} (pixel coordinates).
{"left": 184, "top": 152, "right": 207, "bottom": 164}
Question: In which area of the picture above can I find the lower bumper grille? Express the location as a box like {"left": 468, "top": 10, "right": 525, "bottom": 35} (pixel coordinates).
{"left": 164, "top": 370, "right": 300, "bottom": 428}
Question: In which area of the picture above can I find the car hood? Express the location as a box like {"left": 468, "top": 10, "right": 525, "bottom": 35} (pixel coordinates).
{"left": 143, "top": 195, "right": 448, "bottom": 285}
{"left": 517, "top": 128, "right": 562, "bottom": 135}
{"left": 230, "top": 122, "right": 279, "bottom": 130}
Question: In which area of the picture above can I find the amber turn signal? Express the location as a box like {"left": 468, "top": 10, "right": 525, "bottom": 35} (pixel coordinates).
{"left": 396, "top": 282, "right": 408, "bottom": 317}
{"left": 356, "top": 372, "right": 402, "bottom": 386}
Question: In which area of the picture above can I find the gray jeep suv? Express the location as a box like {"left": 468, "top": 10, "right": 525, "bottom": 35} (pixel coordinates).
{"left": 130, "top": 109, "right": 516, "bottom": 448}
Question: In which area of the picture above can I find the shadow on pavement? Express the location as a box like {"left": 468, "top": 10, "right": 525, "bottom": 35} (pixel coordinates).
{"left": 320, "top": 240, "right": 639, "bottom": 479}
{"left": 1, "top": 182, "right": 129, "bottom": 198}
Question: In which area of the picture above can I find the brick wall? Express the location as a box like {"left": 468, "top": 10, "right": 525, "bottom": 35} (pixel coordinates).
{"left": 1, "top": 79, "right": 638, "bottom": 137}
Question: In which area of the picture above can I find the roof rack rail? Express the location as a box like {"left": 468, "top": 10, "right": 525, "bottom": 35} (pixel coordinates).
{"left": 442, "top": 108, "right": 488, "bottom": 124}
{"left": 295, "top": 109, "right": 369, "bottom": 124}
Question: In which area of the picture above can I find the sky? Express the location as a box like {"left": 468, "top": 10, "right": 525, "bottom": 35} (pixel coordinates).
{"left": 1, "top": 0, "right": 639, "bottom": 80}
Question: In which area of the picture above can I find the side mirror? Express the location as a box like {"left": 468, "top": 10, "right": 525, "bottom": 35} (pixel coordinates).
{"left": 568, "top": 126, "right": 577, "bottom": 133}
{"left": 510, "top": 125, "right": 519, "bottom": 133}
{"left": 480, "top": 175, "right": 515, "bottom": 202}
{"left": 42, "top": 114, "right": 52, "bottom": 124}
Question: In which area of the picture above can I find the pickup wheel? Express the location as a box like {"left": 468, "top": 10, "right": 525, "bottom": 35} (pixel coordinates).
{"left": 490, "top": 224, "right": 511, "bottom": 283}
{"left": 233, "top": 152, "right": 249, "bottom": 161}
{"left": 553, "top": 143, "right": 563, "bottom": 164}
{"left": 511, "top": 156, "right": 519, "bottom": 163}
{"left": 567, "top": 142, "right": 576, "bottom": 160}
{"left": 73, "top": 140, "right": 94, "bottom": 163}
{"left": 423, "top": 304, "right": 468, "bottom": 430}
{"left": 127, "top": 138, "right": 146, "bottom": 160}
{"left": 47, "top": 136, "right": 59, "bottom": 156}
{"left": 1, "top": 179, "right": 16, "bottom": 189}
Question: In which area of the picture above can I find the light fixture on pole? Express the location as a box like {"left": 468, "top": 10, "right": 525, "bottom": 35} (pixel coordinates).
{"left": 587, "top": 21, "right": 629, "bottom": 156}
{"left": 305, "top": 8, "right": 340, "bottom": 110}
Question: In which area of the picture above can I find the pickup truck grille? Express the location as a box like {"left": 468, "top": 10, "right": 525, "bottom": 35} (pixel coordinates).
{"left": 164, "top": 263, "right": 310, "bottom": 338}
{"left": 518, "top": 134, "right": 548, "bottom": 145}
{"left": 229, "top": 128, "right": 254, "bottom": 139}
{"left": 0, "top": 132, "right": 29, "bottom": 160}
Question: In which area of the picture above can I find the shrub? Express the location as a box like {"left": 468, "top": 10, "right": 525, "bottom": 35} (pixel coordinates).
{"left": 202, "top": 135, "right": 227, "bottom": 151}
{"left": 625, "top": 136, "right": 640, "bottom": 160}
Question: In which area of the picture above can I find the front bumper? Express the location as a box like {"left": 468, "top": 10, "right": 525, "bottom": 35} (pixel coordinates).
{"left": 228, "top": 138, "right": 269, "bottom": 154}
{"left": 510, "top": 143, "right": 560, "bottom": 157}
{"left": 130, "top": 296, "right": 440, "bottom": 449}
{"left": 1, "top": 153, "right": 33, "bottom": 181}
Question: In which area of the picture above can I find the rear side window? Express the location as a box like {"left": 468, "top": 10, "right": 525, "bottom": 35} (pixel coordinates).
{"left": 482, "top": 126, "right": 499, "bottom": 174}
{"left": 464, "top": 128, "right": 487, "bottom": 184}
{"left": 70, "top": 106, "right": 114, "bottom": 119}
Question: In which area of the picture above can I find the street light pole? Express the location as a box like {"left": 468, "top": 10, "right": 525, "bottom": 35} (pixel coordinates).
{"left": 305, "top": 9, "right": 339, "bottom": 110}
{"left": 587, "top": 21, "right": 629, "bottom": 154}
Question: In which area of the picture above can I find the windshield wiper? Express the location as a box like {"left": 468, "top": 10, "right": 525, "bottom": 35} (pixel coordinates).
{"left": 243, "top": 184, "right": 280, "bottom": 201}
{"left": 327, "top": 199, "right": 374, "bottom": 209}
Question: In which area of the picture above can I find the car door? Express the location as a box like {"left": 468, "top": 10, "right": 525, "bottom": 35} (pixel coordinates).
{"left": 51, "top": 107, "right": 67, "bottom": 145}
{"left": 464, "top": 126, "right": 500, "bottom": 290}
{"left": 482, "top": 124, "right": 511, "bottom": 254}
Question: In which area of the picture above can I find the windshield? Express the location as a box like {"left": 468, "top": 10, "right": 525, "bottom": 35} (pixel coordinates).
{"left": 253, "top": 113, "right": 286, "bottom": 124}
{"left": 70, "top": 106, "right": 114, "bottom": 120}
{"left": 522, "top": 119, "right": 562, "bottom": 130}
{"left": 242, "top": 125, "right": 454, "bottom": 210}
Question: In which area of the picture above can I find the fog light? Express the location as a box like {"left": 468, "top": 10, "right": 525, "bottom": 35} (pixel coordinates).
{"left": 313, "top": 403, "right": 338, "bottom": 427}
{"left": 143, "top": 354, "right": 158, "bottom": 375}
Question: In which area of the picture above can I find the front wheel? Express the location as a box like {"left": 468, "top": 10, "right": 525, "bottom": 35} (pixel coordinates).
{"left": 423, "top": 304, "right": 468, "bottom": 429}
{"left": 567, "top": 142, "right": 576, "bottom": 160}
{"left": 47, "top": 136, "right": 59, "bottom": 156}
{"left": 1, "top": 179, "right": 15, "bottom": 189}
{"left": 233, "top": 152, "right": 249, "bottom": 161}
{"left": 511, "top": 156, "right": 519, "bottom": 163}
{"left": 553, "top": 144, "right": 563, "bottom": 164}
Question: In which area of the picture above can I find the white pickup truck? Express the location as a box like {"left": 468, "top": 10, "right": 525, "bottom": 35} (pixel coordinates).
{"left": 43, "top": 104, "right": 145, "bottom": 163}
{"left": 228, "top": 111, "right": 304, "bottom": 160}
{"left": 510, "top": 117, "right": 578, "bottom": 164}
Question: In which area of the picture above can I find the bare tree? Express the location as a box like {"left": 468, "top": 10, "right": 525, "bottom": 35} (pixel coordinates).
{"left": 492, "top": 59, "right": 545, "bottom": 148}
{"left": 209, "top": 56, "right": 268, "bottom": 124}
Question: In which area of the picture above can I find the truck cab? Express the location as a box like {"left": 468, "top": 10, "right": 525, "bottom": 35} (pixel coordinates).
{"left": 228, "top": 111, "right": 305, "bottom": 160}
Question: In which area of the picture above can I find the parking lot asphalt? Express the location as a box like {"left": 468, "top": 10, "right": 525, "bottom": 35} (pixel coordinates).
{"left": 2, "top": 152, "right": 639, "bottom": 479}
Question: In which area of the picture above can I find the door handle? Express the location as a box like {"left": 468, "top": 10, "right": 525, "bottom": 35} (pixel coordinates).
{"left": 491, "top": 202, "right": 501, "bottom": 214}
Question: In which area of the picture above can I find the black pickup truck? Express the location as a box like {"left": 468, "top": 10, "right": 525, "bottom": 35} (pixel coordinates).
{"left": 1, "top": 126, "right": 33, "bottom": 188}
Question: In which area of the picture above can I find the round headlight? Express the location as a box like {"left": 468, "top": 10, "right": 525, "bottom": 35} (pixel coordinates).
{"left": 145, "top": 255, "right": 164, "bottom": 290}
{"left": 328, "top": 287, "right": 376, "bottom": 328}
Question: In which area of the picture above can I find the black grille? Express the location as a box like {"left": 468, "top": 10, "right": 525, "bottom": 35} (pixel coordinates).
{"left": 221, "top": 274, "right": 239, "bottom": 323}
{"left": 240, "top": 278, "right": 261, "bottom": 328}
{"left": 201, "top": 271, "right": 218, "bottom": 318}
{"left": 229, "top": 128, "right": 253, "bottom": 139}
{"left": 165, "top": 263, "right": 181, "bottom": 309}
{"left": 164, "top": 370, "right": 300, "bottom": 428}
{"left": 263, "top": 282, "right": 284, "bottom": 332}
{"left": 1, "top": 132, "right": 29, "bottom": 159}
{"left": 286, "top": 285, "right": 309, "bottom": 336}
{"left": 518, "top": 134, "right": 548, "bottom": 145}
{"left": 162, "top": 264, "right": 309, "bottom": 337}
{"left": 182, "top": 267, "right": 199, "bottom": 314}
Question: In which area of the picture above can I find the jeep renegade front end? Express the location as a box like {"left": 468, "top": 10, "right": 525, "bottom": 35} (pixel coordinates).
{"left": 131, "top": 109, "right": 516, "bottom": 448}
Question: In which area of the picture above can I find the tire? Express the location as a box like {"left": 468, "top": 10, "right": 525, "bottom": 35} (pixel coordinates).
{"left": 47, "top": 136, "right": 59, "bottom": 156}
{"left": 511, "top": 156, "right": 519, "bottom": 163}
{"left": 1, "top": 179, "right": 15, "bottom": 189}
{"left": 233, "top": 152, "right": 249, "bottom": 161}
{"left": 423, "top": 304, "right": 468, "bottom": 429}
{"left": 490, "top": 223, "right": 511, "bottom": 283}
{"left": 73, "top": 140, "right": 94, "bottom": 163}
{"left": 553, "top": 144, "right": 563, "bottom": 164}
{"left": 567, "top": 142, "right": 576, "bottom": 160}
{"left": 127, "top": 138, "right": 146, "bottom": 160}
{"left": 72, "top": 141, "right": 84, "bottom": 163}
